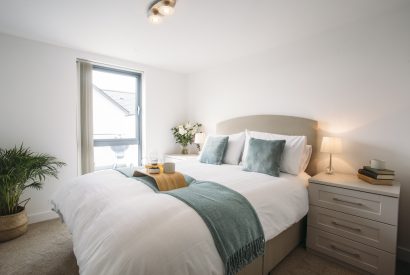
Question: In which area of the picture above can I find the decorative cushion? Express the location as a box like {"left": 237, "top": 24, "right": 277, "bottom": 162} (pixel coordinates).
{"left": 243, "top": 138, "right": 286, "bottom": 177}
{"left": 223, "top": 132, "right": 246, "bottom": 165}
{"left": 199, "top": 136, "right": 229, "bottom": 165}
{"left": 242, "top": 130, "right": 307, "bottom": 175}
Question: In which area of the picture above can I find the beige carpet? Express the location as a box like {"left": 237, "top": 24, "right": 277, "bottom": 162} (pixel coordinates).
{"left": 0, "top": 219, "right": 409, "bottom": 275}
{"left": 0, "top": 219, "right": 78, "bottom": 275}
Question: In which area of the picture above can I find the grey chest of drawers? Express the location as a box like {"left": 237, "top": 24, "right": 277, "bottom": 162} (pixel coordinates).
{"left": 306, "top": 172, "right": 400, "bottom": 275}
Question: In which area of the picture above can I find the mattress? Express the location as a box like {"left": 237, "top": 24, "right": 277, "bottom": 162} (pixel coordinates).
{"left": 51, "top": 162, "right": 309, "bottom": 275}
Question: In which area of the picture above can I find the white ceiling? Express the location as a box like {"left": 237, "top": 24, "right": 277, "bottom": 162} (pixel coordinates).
{"left": 0, "top": 0, "right": 407, "bottom": 73}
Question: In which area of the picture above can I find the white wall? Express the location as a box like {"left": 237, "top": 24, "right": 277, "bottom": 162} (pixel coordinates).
{"left": 1, "top": 2, "right": 409, "bottom": 262}
{"left": 0, "top": 33, "right": 187, "bottom": 223}
{"left": 187, "top": 7, "right": 410, "bottom": 259}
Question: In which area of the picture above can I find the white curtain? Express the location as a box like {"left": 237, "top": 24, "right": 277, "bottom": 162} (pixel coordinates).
{"left": 78, "top": 61, "right": 94, "bottom": 174}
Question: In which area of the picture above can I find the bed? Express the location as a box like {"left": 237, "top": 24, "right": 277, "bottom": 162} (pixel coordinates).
{"left": 52, "top": 115, "right": 318, "bottom": 275}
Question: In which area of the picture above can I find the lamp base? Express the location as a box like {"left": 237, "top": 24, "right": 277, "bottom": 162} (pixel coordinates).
{"left": 325, "top": 153, "right": 335, "bottom": 174}
{"left": 325, "top": 167, "right": 335, "bottom": 175}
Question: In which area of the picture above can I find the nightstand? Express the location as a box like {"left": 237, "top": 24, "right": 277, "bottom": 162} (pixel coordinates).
{"left": 164, "top": 154, "right": 198, "bottom": 163}
{"left": 306, "top": 172, "right": 400, "bottom": 275}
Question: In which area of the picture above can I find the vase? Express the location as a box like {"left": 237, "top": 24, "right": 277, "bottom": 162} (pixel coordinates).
{"left": 180, "top": 145, "right": 189, "bottom": 155}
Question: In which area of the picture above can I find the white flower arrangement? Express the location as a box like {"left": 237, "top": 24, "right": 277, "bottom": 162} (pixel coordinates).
{"left": 171, "top": 122, "right": 202, "bottom": 147}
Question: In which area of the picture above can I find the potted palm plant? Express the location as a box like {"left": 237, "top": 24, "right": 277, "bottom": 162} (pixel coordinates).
{"left": 0, "top": 145, "right": 65, "bottom": 242}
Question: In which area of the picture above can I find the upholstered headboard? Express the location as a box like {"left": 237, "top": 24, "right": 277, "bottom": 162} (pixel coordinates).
{"left": 216, "top": 115, "right": 318, "bottom": 175}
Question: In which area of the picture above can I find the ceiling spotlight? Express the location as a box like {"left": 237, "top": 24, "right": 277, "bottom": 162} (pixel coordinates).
{"left": 148, "top": 8, "right": 163, "bottom": 24}
{"left": 147, "top": 0, "right": 176, "bottom": 24}
{"left": 158, "top": 0, "right": 175, "bottom": 15}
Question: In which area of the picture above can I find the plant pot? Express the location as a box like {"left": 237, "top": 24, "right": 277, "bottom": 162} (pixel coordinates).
{"left": 0, "top": 206, "right": 28, "bottom": 242}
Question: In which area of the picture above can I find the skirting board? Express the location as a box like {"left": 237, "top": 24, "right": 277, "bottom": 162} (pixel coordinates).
{"left": 28, "top": 210, "right": 58, "bottom": 224}
{"left": 398, "top": 246, "right": 410, "bottom": 264}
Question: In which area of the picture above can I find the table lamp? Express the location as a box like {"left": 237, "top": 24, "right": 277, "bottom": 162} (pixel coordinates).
{"left": 194, "top": 132, "right": 206, "bottom": 153}
{"left": 320, "top": 136, "right": 342, "bottom": 174}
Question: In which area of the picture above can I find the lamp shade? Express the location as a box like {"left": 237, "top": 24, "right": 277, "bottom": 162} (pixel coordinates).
{"left": 194, "top": 133, "right": 206, "bottom": 144}
{"left": 320, "top": 137, "right": 342, "bottom": 154}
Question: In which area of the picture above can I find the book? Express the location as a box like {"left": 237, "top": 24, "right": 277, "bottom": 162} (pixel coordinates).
{"left": 358, "top": 169, "right": 395, "bottom": 180}
{"left": 357, "top": 173, "right": 393, "bottom": 186}
{"left": 363, "top": 166, "right": 395, "bottom": 175}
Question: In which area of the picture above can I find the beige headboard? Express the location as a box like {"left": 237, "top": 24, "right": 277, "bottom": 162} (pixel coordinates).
{"left": 216, "top": 115, "right": 318, "bottom": 175}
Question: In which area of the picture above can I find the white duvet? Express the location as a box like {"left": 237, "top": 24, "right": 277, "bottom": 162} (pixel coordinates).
{"left": 51, "top": 161, "right": 309, "bottom": 275}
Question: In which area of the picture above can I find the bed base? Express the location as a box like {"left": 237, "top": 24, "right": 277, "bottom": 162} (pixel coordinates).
{"left": 237, "top": 217, "right": 306, "bottom": 275}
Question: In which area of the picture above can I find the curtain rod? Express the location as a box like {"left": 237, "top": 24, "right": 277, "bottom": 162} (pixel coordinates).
{"left": 76, "top": 58, "right": 144, "bottom": 74}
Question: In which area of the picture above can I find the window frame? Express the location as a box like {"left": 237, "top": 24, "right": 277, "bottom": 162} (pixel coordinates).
{"left": 91, "top": 64, "right": 142, "bottom": 166}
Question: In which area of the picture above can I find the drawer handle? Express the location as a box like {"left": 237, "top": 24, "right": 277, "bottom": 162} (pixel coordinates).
{"left": 331, "top": 221, "right": 362, "bottom": 232}
{"left": 330, "top": 244, "right": 361, "bottom": 259}
{"left": 332, "top": 197, "right": 363, "bottom": 206}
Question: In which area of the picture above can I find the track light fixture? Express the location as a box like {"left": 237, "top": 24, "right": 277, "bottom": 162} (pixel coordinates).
{"left": 148, "top": 0, "right": 176, "bottom": 24}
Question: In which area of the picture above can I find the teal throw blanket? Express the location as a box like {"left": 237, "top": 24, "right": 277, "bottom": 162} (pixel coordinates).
{"left": 115, "top": 168, "right": 265, "bottom": 275}
{"left": 166, "top": 181, "right": 265, "bottom": 275}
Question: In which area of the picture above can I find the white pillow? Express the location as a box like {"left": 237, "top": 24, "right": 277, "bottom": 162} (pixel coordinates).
{"left": 300, "top": 145, "right": 312, "bottom": 173}
{"left": 242, "top": 130, "right": 307, "bottom": 175}
{"left": 223, "top": 132, "right": 245, "bottom": 165}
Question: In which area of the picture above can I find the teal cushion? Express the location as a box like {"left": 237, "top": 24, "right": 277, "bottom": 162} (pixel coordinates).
{"left": 199, "top": 136, "right": 229, "bottom": 165}
{"left": 243, "top": 138, "right": 286, "bottom": 177}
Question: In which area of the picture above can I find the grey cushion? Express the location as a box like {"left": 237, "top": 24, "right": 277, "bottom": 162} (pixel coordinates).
{"left": 243, "top": 138, "right": 286, "bottom": 177}
{"left": 199, "top": 136, "right": 229, "bottom": 165}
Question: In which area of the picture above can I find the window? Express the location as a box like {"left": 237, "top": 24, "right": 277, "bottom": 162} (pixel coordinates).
{"left": 92, "top": 65, "right": 142, "bottom": 170}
